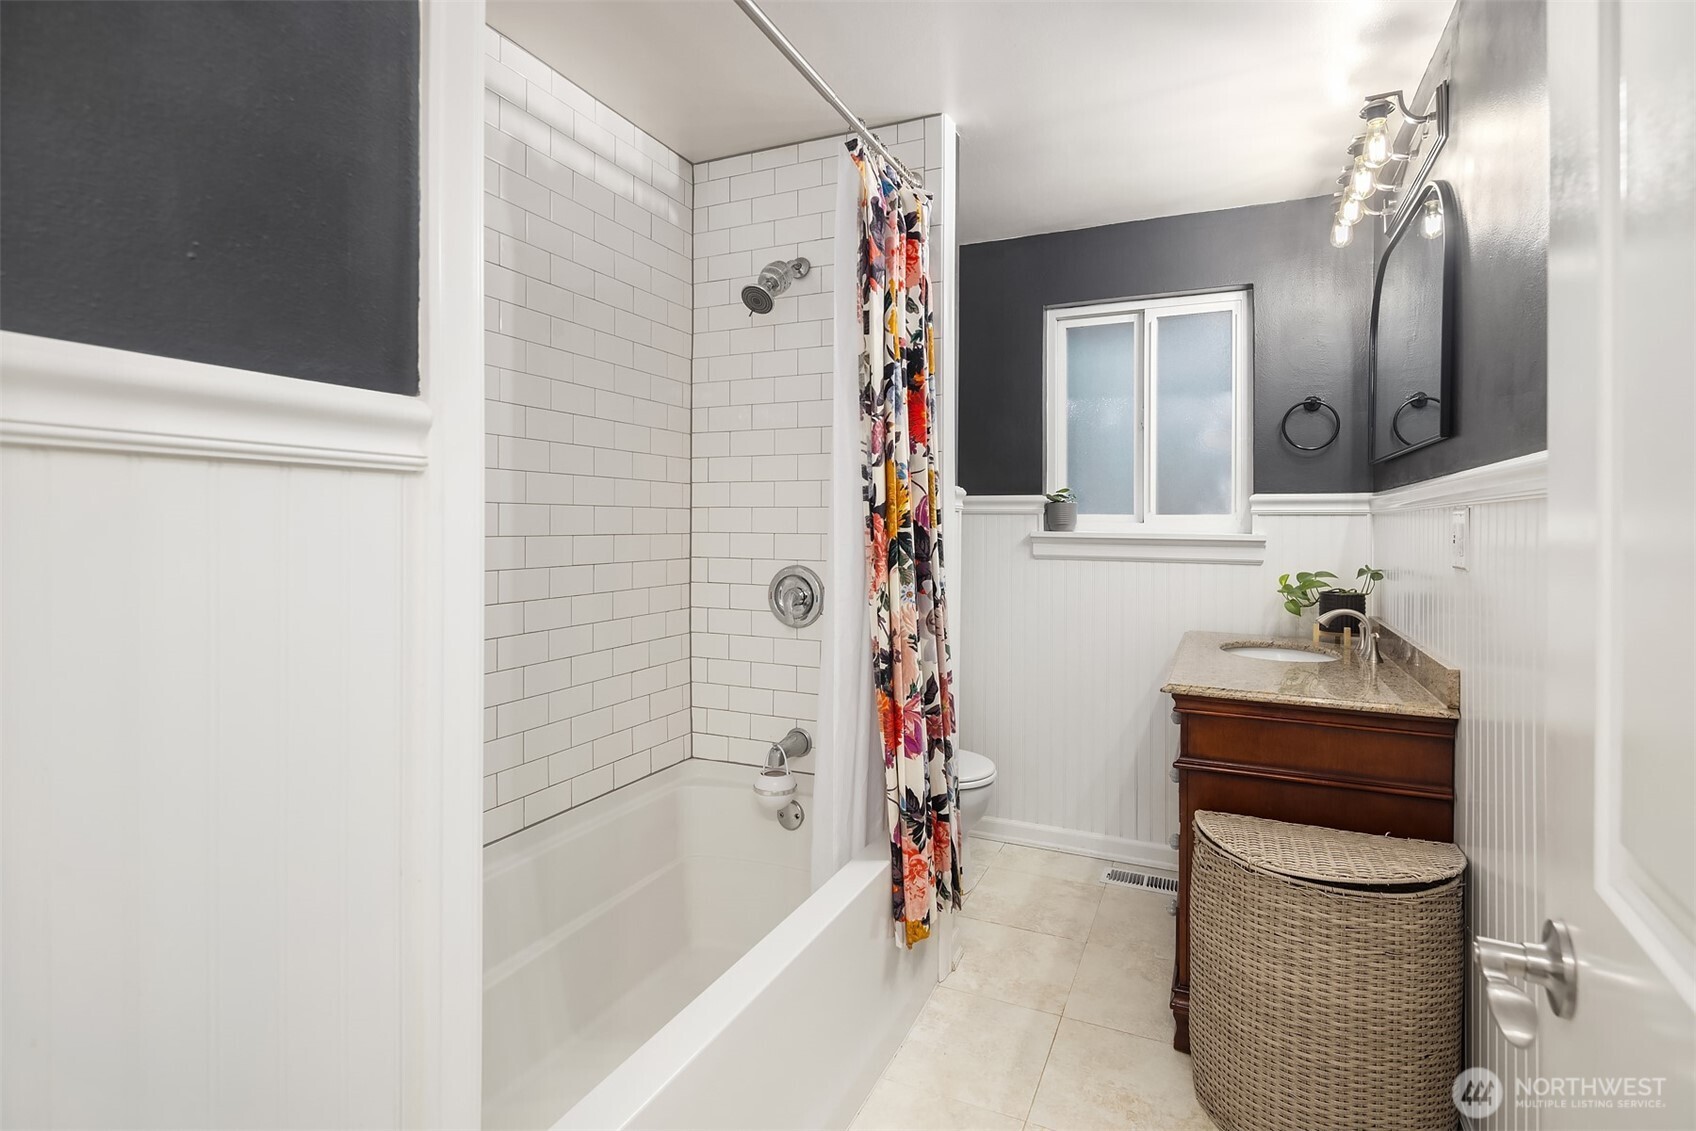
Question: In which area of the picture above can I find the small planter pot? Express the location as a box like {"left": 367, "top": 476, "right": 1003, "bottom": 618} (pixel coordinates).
{"left": 1044, "top": 500, "right": 1078, "bottom": 532}
{"left": 1317, "top": 589, "right": 1367, "bottom": 629}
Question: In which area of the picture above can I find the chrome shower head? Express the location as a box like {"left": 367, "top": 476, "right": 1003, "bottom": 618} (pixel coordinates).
{"left": 741, "top": 257, "right": 810, "bottom": 315}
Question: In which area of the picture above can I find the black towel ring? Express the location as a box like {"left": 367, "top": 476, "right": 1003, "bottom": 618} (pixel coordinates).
{"left": 1280, "top": 396, "right": 1340, "bottom": 451}
{"left": 1391, "top": 391, "right": 1441, "bottom": 447}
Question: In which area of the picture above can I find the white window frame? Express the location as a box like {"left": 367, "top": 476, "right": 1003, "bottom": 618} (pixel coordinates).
{"left": 1044, "top": 290, "right": 1252, "bottom": 535}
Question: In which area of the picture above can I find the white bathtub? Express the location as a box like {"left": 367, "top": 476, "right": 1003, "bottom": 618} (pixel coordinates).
{"left": 483, "top": 760, "right": 934, "bottom": 1130}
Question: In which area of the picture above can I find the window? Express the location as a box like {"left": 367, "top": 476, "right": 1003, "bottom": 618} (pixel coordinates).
{"left": 1044, "top": 290, "right": 1251, "bottom": 534}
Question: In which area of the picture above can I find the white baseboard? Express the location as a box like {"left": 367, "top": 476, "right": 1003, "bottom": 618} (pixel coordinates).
{"left": 972, "top": 816, "right": 1178, "bottom": 871}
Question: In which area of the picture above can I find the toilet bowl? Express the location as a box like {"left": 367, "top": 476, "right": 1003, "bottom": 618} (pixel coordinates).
{"left": 955, "top": 750, "right": 997, "bottom": 865}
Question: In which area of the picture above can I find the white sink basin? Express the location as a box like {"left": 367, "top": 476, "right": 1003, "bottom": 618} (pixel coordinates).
{"left": 1221, "top": 645, "right": 1337, "bottom": 664}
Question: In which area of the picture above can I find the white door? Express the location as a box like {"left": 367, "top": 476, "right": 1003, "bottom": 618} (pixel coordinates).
{"left": 1541, "top": 0, "right": 1696, "bottom": 1126}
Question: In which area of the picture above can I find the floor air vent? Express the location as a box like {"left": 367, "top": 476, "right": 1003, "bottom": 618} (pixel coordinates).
{"left": 1102, "top": 866, "right": 1179, "bottom": 894}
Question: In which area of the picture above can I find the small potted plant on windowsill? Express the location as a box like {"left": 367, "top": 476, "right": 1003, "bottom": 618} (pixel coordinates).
{"left": 1044, "top": 488, "right": 1078, "bottom": 532}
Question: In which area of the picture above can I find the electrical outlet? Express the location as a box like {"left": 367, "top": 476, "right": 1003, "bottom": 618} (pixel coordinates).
{"left": 1450, "top": 507, "right": 1470, "bottom": 570}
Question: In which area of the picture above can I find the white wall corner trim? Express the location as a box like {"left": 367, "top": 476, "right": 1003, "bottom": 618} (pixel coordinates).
{"left": 963, "top": 493, "right": 1046, "bottom": 515}
{"left": 1249, "top": 492, "right": 1373, "bottom": 516}
{"left": 1370, "top": 451, "right": 1550, "bottom": 511}
{"left": 1028, "top": 529, "right": 1267, "bottom": 564}
{"left": 974, "top": 817, "right": 1179, "bottom": 873}
{"left": 410, "top": 1, "right": 485, "bottom": 1123}
{"left": 0, "top": 331, "right": 433, "bottom": 470}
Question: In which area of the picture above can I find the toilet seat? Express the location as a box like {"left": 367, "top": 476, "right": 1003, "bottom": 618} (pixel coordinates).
{"left": 956, "top": 749, "right": 996, "bottom": 788}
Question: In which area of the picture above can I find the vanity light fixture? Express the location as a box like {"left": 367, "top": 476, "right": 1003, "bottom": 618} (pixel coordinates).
{"left": 1325, "top": 83, "right": 1450, "bottom": 248}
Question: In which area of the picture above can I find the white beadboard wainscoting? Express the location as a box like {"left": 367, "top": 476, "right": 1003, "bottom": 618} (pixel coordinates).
{"left": 1371, "top": 453, "right": 1548, "bottom": 1131}
{"left": 0, "top": 335, "right": 481, "bottom": 1128}
{"left": 0, "top": 8, "right": 486, "bottom": 1122}
{"left": 956, "top": 494, "right": 1371, "bottom": 866}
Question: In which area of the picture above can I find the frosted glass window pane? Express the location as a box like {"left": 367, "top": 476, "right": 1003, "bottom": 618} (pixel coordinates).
{"left": 1065, "top": 321, "right": 1136, "bottom": 516}
{"left": 1154, "top": 311, "right": 1233, "bottom": 515}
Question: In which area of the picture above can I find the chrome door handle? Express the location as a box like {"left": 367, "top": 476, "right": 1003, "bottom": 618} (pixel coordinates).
{"left": 1473, "top": 919, "right": 1578, "bottom": 1048}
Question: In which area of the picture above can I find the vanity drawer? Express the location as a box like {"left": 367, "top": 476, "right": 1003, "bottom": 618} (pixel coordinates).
{"left": 1174, "top": 694, "right": 1455, "bottom": 796}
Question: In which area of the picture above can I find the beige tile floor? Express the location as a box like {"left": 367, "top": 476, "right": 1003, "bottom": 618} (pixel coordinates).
{"left": 851, "top": 839, "right": 1219, "bottom": 1131}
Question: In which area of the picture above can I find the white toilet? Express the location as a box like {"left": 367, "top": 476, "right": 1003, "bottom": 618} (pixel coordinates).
{"left": 955, "top": 749, "right": 997, "bottom": 867}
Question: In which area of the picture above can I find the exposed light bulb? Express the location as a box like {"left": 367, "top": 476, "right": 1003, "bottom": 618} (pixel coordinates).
{"left": 1349, "top": 157, "right": 1377, "bottom": 200}
{"left": 1359, "top": 97, "right": 1397, "bottom": 169}
{"left": 1330, "top": 217, "right": 1354, "bottom": 248}
{"left": 1364, "top": 119, "right": 1392, "bottom": 167}
{"left": 1339, "top": 196, "right": 1364, "bottom": 225}
{"left": 1421, "top": 198, "right": 1444, "bottom": 239}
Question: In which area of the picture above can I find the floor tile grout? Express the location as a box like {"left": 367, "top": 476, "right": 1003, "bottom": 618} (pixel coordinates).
{"left": 1021, "top": 882, "right": 1101, "bottom": 1125}
{"left": 855, "top": 842, "right": 1212, "bottom": 1131}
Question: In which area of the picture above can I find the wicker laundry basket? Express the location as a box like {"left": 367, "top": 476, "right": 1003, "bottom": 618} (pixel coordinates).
{"left": 1189, "top": 811, "right": 1466, "bottom": 1131}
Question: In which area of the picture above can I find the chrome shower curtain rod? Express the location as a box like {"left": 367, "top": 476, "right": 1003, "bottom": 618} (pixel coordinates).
{"left": 732, "top": 0, "right": 927, "bottom": 191}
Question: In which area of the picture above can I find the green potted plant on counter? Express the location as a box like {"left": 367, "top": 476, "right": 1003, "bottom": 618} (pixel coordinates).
{"left": 1317, "top": 565, "right": 1384, "bottom": 622}
{"left": 1044, "top": 487, "right": 1078, "bottom": 532}
{"left": 1275, "top": 565, "right": 1385, "bottom": 624}
{"left": 1276, "top": 570, "right": 1338, "bottom": 617}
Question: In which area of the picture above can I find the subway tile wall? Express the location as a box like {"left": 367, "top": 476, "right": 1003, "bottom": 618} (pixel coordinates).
{"left": 688, "top": 118, "right": 948, "bottom": 770}
{"left": 481, "top": 17, "right": 953, "bottom": 834}
{"left": 482, "top": 29, "right": 694, "bottom": 843}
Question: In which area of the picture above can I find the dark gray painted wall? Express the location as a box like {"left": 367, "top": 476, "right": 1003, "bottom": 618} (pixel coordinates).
{"left": 958, "top": 195, "right": 1374, "bottom": 496}
{"left": 1, "top": 1, "right": 421, "bottom": 395}
{"left": 1372, "top": 0, "right": 1548, "bottom": 489}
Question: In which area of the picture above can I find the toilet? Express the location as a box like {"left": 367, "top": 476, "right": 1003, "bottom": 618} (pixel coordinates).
{"left": 955, "top": 749, "right": 997, "bottom": 866}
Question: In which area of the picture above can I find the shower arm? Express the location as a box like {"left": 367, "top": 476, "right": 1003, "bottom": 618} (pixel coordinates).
{"left": 731, "top": 0, "right": 927, "bottom": 193}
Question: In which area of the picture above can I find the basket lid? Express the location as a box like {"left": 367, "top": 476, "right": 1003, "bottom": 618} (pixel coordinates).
{"left": 1194, "top": 811, "right": 1465, "bottom": 887}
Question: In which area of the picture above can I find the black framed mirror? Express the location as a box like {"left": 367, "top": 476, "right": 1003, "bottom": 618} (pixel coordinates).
{"left": 1370, "top": 179, "right": 1456, "bottom": 462}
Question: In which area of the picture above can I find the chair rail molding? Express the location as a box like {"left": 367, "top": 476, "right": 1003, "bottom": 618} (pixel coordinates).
{"left": 1250, "top": 492, "right": 1373, "bottom": 516}
{"left": 0, "top": 331, "right": 432, "bottom": 470}
{"left": 963, "top": 493, "right": 1046, "bottom": 514}
{"left": 1371, "top": 451, "right": 1549, "bottom": 511}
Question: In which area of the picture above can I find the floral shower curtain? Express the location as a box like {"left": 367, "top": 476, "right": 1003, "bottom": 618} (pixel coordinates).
{"left": 847, "top": 139, "right": 960, "bottom": 948}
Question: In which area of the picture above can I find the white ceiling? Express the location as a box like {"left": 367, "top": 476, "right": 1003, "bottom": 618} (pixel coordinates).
{"left": 488, "top": 0, "right": 1454, "bottom": 244}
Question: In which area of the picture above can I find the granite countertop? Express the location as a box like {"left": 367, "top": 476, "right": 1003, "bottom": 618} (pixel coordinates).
{"left": 1161, "top": 631, "right": 1459, "bottom": 720}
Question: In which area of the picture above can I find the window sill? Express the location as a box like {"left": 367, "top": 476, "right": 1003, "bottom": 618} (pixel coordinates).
{"left": 1027, "top": 529, "right": 1267, "bottom": 564}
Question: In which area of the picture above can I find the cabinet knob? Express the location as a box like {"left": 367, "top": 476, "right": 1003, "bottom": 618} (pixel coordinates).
{"left": 1170, "top": 708, "right": 1182, "bottom": 725}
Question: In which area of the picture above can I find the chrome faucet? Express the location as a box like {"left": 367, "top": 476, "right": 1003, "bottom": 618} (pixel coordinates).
{"left": 1316, "top": 608, "right": 1379, "bottom": 672}
{"left": 766, "top": 727, "right": 813, "bottom": 769}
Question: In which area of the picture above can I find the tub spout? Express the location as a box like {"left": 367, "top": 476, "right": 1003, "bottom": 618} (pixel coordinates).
{"left": 766, "top": 727, "right": 813, "bottom": 769}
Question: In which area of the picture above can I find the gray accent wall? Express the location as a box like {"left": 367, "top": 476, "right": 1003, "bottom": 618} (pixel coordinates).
{"left": 0, "top": 1, "right": 421, "bottom": 395}
{"left": 958, "top": 195, "right": 1373, "bottom": 496}
{"left": 1372, "top": 0, "right": 1548, "bottom": 489}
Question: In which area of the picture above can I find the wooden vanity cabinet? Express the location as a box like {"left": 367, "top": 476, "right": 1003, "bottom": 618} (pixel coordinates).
{"left": 1167, "top": 692, "right": 1457, "bottom": 1053}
